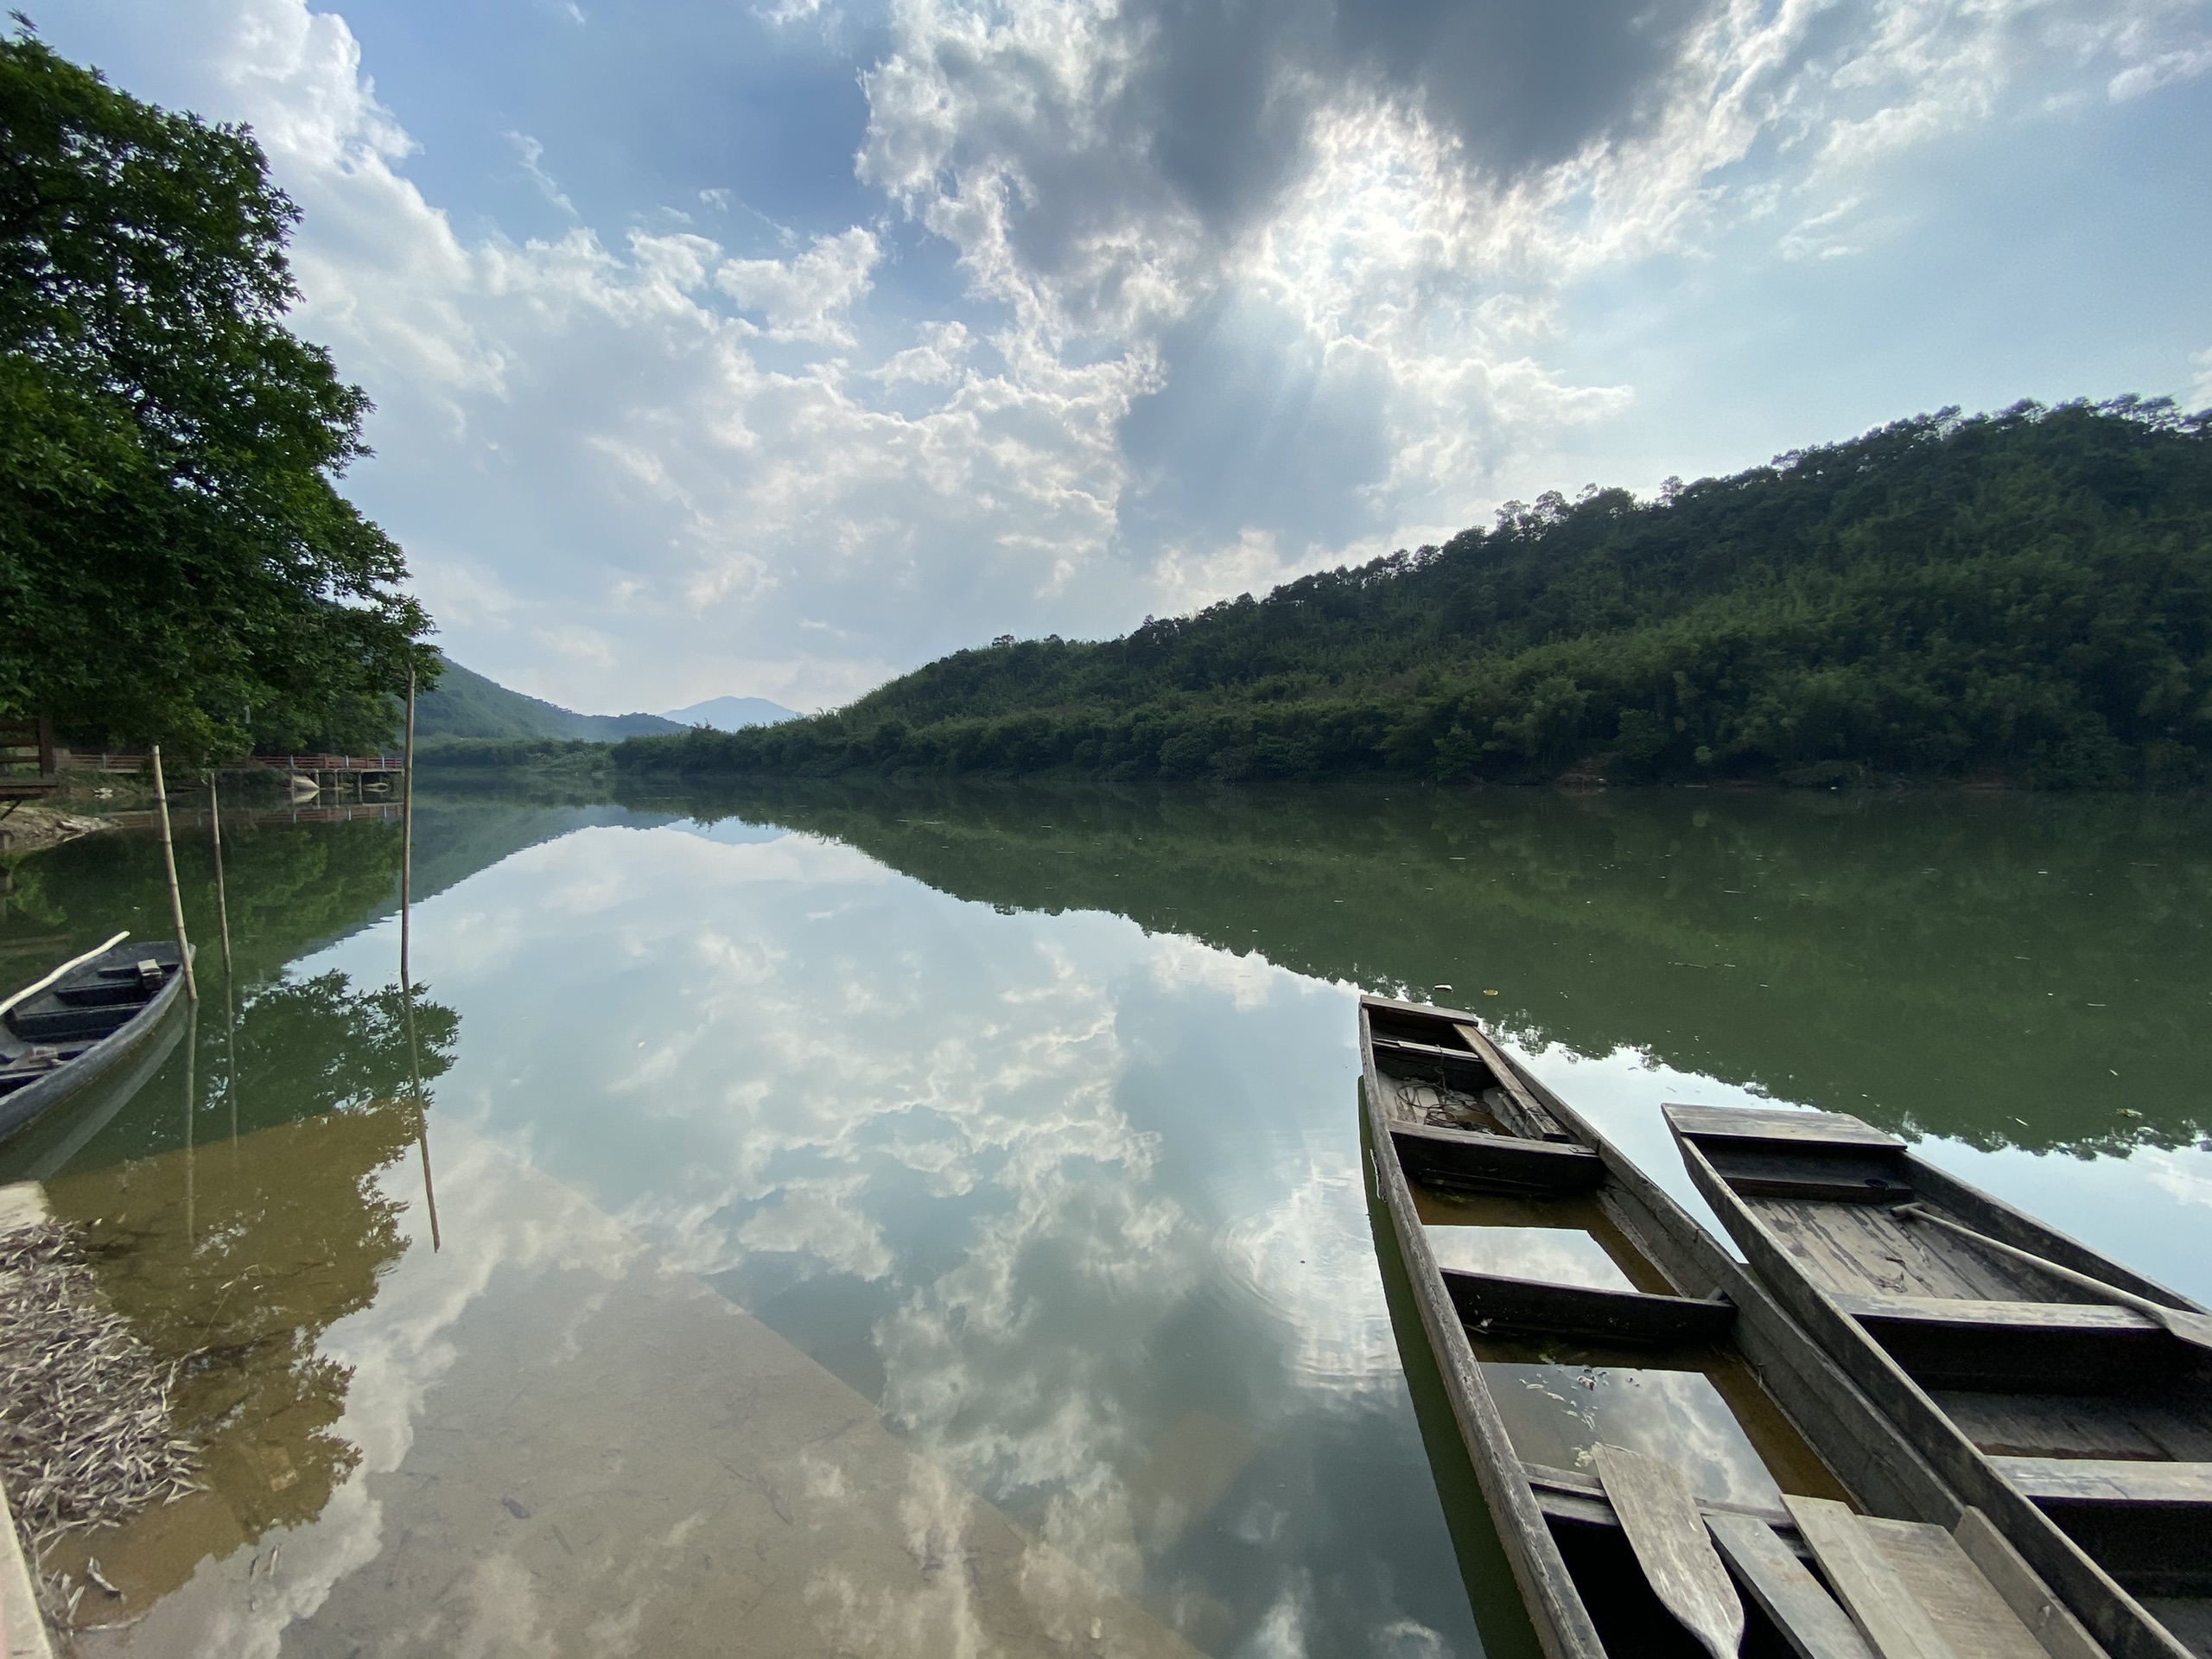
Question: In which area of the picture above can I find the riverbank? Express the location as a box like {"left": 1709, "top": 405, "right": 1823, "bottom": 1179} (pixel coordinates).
{"left": 0, "top": 806, "right": 112, "bottom": 858}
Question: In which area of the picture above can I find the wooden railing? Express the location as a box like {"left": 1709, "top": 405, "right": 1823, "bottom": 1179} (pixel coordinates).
{"left": 54, "top": 751, "right": 148, "bottom": 772}
{"left": 229, "top": 754, "right": 406, "bottom": 772}
{"left": 55, "top": 752, "right": 405, "bottom": 772}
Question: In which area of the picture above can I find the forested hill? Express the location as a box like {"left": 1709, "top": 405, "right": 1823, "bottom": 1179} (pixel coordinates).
{"left": 416, "top": 655, "right": 683, "bottom": 741}
{"left": 619, "top": 400, "right": 2212, "bottom": 788}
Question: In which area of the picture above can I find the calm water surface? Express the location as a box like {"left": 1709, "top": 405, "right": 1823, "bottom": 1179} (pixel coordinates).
{"left": 1, "top": 781, "right": 2206, "bottom": 1658}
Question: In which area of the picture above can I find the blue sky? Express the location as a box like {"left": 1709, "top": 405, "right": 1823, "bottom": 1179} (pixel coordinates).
{"left": 42, "top": 0, "right": 2212, "bottom": 715}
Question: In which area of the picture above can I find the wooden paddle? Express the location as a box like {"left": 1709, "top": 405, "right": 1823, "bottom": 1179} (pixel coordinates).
{"left": 1594, "top": 1444, "right": 1746, "bottom": 1659}
{"left": 1890, "top": 1203, "right": 2212, "bottom": 1352}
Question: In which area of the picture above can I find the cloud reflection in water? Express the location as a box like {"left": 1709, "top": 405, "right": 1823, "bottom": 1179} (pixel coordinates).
{"left": 308, "top": 817, "right": 1471, "bottom": 1655}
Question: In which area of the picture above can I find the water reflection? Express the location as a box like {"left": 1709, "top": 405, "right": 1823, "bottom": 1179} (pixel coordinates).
{"left": 680, "top": 778, "right": 2212, "bottom": 1155}
{"left": 0, "top": 778, "right": 2202, "bottom": 1656}
{"left": 346, "top": 820, "right": 1459, "bottom": 1654}
{"left": 42, "top": 1098, "right": 423, "bottom": 1605}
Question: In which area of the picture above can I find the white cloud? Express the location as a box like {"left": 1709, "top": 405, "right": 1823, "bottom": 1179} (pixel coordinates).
{"left": 2192, "top": 346, "right": 2212, "bottom": 410}
{"left": 46, "top": 0, "right": 2212, "bottom": 708}
{"left": 715, "top": 227, "right": 882, "bottom": 345}
{"left": 507, "top": 130, "right": 577, "bottom": 217}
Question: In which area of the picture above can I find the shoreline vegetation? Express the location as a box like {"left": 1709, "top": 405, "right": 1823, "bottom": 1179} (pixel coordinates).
{"left": 612, "top": 400, "right": 2211, "bottom": 791}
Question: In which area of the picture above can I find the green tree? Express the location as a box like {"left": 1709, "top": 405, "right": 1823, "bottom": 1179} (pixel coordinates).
{"left": 0, "top": 22, "right": 435, "bottom": 760}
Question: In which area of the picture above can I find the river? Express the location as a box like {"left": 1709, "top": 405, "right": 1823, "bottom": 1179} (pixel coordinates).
{"left": 1, "top": 780, "right": 2204, "bottom": 1657}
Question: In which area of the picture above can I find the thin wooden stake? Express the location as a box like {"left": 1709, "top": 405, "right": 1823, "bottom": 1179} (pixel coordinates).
{"left": 149, "top": 745, "right": 198, "bottom": 1002}
{"left": 401, "top": 668, "right": 414, "bottom": 989}
{"left": 210, "top": 773, "right": 239, "bottom": 1146}
{"left": 406, "top": 980, "right": 442, "bottom": 1253}
{"left": 182, "top": 1004, "right": 198, "bottom": 1244}
{"left": 400, "top": 665, "right": 439, "bottom": 1249}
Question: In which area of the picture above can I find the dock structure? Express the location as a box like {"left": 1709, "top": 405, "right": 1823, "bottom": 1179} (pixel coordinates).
{"left": 53, "top": 753, "right": 405, "bottom": 804}
{"left": 0, "top": 720, "right": 60, "bottom": 817}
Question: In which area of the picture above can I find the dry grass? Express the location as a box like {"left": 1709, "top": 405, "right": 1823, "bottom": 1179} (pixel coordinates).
{"left": 0, "top": 1221, "right": 201, "bottom": 1632}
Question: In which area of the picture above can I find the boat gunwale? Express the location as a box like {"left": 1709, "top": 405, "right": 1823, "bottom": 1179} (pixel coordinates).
{"left": 1665, "top": 1103, "right": 2199, "bottom": 1659}
{"left": 1363, "top": 999, "right": 1608, "bottom": 1659}
{"left": 1361, "top": 993, "right": 1964, "bottom": 1659}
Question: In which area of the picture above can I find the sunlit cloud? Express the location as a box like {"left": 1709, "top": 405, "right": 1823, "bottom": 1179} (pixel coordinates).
{"left": 43, "top": 0, "right": 2212, "bottom": 709}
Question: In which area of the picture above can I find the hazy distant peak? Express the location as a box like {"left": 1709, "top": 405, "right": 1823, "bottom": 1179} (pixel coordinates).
{"left": 662, "top": 696, "right": 804, "bottom": 731}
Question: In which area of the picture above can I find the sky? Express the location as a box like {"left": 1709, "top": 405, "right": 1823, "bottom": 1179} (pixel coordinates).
{"left": 41, "top": 0, "right": 2212, "bottom": 715}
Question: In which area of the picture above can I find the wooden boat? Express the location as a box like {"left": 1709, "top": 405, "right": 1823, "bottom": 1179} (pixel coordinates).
{"left": 0, "top": 933, "right": 188, "bottom": 1143}
{"left": 1363, "top": 995, "right": 2113, "bottom": 1659}
{"left": 1666, "top": 1102, "right": 2212, "bottom": 1659}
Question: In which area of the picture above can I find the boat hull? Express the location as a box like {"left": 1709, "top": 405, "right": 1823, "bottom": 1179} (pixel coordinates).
{"left": 1666, "top": 1103, "right": 2208, "bottom": 1659}
{"left": 1360, "top": 995, "right": 2013, "bottom": 1659}
{"left": 0, "top": 942, "right": 189, "bottom": 1145}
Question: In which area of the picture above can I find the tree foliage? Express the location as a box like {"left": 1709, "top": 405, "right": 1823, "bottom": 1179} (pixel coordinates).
{"left": 621, "top": 399, "right": 2212, "bottom": 789}
{"left": 0, "top": 24, "right": 434, "bottom": 760}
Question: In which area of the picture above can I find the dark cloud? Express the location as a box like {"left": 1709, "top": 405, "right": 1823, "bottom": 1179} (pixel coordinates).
{"left": 1132, "top": 0, "right": 1712, "bottom": 234}
{"left": 906, "top": 0, "right": 1717, "bottom": 291}
{"left": 1334, "top": 0, "right": 1710, "bottom": 174}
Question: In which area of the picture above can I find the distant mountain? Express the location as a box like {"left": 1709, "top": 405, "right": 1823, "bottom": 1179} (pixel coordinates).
{"left": 661, "top": 695, "right": 803, "bottom": 731}
{"left": 415, "top": 656, "right": 685, "bottom": 742}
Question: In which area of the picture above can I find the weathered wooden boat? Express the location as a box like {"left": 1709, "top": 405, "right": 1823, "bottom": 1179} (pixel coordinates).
{"left": 1666, "top": 1102, "right": 2212, "bottom": 1659}
{"left": 1363, "top": 994, "right": 2113, "bottom": 1659}
{"left": 0, "top": 933, "right": 188, "bottom": 1143}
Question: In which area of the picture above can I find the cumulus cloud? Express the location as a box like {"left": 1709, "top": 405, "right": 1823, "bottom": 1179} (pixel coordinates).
{"left": 855, "top": 0, "right": 2209, "bottom": 574}
{"left": 715, "top": 227, "right": 883, "bottom": 344}
{"left": 44, "top": 0, "right": 2212, "bottom": 709}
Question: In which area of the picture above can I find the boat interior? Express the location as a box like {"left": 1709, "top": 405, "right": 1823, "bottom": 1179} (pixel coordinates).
{"left": 0, "top": 939, "right": 183, "bottom": 1094}
{"left": 1368, "top": 1001, "right": 2107, "bottom": 1659}
{"left": 1668, "top": 1103, "right": 2212, "bottom": 1656}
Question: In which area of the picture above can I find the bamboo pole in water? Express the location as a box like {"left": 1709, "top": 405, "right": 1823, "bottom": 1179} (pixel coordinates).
{"left": 402, "top": 668, "right": 414, "bottom": 988}
{"left": 182, "top": 1003, "right": 198, "bottom": 1245}
{"left": 150, "top": 746, "right": 198, "bottom": 1002}
{"left": 209, "top": 773, "right": 239, "bottom": 1146}
{"left": 401, "top": 667, "right": 441, "bottom": 1249}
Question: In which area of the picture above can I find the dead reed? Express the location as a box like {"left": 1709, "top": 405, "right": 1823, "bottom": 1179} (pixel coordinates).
{"left": 0, "top": 1220, "right": 201, "bottom": 1630}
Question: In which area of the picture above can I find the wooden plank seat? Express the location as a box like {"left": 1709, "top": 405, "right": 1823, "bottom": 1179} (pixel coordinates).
{"left": 1993, "top": 1460, "right": 2212, "bottom": 1605}
{"left": 1388, "top": 1120, "right": 1604, "bottom": 1195}
{"left": 1834, "top": 1296, "right": 2164, "bottom": 1336}
{"left": 1442, "top": 1267, "right": 1736, "bottom": 1345}
{"left": 1832, "top": 1294, "right": 2178, "bottom": 1394}
{"left": 1992, "top": 1461, "right": 2212, "bottom": 1509}
{"left": 1664, "top": 1103, "right": 1904, "bottom": 1151}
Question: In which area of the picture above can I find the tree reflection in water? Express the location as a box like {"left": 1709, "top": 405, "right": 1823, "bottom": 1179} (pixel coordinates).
{"left": 23, "top": 969, "right": 459, "bottom": 1607}
{"left": 665, "top": 777, "right": 2212, "bottom": 1154}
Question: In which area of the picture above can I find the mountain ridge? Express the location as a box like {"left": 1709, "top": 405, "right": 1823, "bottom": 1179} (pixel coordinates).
{"left": 415, "top": 656, "right": 685, "bottom": 742}
{"left": 613, "top": 398, "right": 2212, "bottom": 790}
